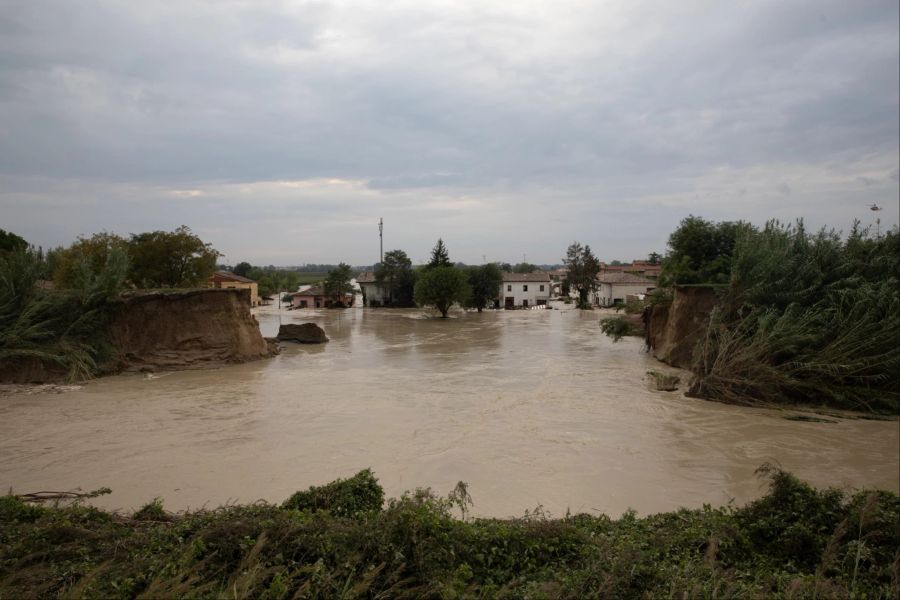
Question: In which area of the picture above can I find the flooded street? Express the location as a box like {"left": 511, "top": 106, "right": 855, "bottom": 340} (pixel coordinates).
{"left": 1, "top": 303, "right": 897, "bottom": 518}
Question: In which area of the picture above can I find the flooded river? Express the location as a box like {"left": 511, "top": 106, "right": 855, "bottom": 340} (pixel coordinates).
{"left": 1, "top": 303, "right": 897, "bottom": 517}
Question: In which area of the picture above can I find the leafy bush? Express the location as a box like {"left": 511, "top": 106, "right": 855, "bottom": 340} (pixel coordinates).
{"left": 600, "top": 316, "right": 640, "bottom": 342}
{"left": 1, "top": 468, "right": 897, "bottom": 598}
{"left": 0, "top": 246, "right": 128, "bottom": 381}
{"left": 283, "top": 469, "right": 384, "bottom": 516}
{"left": 690, "top": 221, "right": 899, "bottom": 413}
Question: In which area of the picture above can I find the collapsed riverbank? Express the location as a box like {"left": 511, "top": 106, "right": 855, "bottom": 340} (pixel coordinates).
{"left": 2, "top": 466, "right": 897, "bottom": 598}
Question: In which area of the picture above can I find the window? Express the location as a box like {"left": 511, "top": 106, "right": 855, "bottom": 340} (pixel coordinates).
{"left": 539, "top": 285, "right": 545, "bottom": 292}
{"left": 523, "top": 285, "right": 528, "bottom": 291}
{"left": 507, "top": 284, "right": 512, "bottom": 291}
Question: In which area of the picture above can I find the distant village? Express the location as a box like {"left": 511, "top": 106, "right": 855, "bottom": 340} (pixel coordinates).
{"left": 209, "top": 259, "right": 661, "bottom": 311}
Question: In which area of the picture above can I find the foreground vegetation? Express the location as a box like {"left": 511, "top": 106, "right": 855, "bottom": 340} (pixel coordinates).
{"left": 627, "top": 217, "right": 900, "bottom": 414}
{"left": 2, "top": 467, "right": 897, "bottom": 599}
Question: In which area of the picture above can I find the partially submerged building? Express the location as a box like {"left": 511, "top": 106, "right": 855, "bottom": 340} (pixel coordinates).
{"left": 287, "top": 286, "right": 354, "bottom": 309}
{"left": 499, "top": 272, "right": 552, "bottom": 308}
{"left": 594, "top": 272, "right": 656, "bottom": 307}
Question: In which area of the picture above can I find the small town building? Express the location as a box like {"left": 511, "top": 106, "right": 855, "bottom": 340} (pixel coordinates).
{"left": 287, "top": 286, "right": 354, "bottom": 309}
{"left": 355, "top": 271, "right": 388, "bottom": 306}
{"left": 594, "top": 272, "right": 656, "bottom": 307}
{"left": 499, "top": 272, "right": 552, "bottom": 308}
{"left": 599, "top": 261, "right": 661, "bottom": 279}
{"left": 208, "top": 271, "right": 259, "bottom": 307}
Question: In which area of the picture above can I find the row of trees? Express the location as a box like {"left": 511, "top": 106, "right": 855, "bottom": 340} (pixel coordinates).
{"left": 368, "top": 239, "right": 504, "bottom": 317}
{"left": 44, "top": 226, "right": 220, "bottom": 290}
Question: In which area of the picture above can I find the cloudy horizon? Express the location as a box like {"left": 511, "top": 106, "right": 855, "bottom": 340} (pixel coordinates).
{"left": 2, "top": 0, "right": 897, "bottom": 266}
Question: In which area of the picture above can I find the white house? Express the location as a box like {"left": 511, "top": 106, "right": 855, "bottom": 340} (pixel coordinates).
{"left": 499, "top": 272, "right": 552, "bottom": 308}
{"left": 356, "top": 271, "right": 388, "bottom": 306}
{"left": 593, "top": 272, "right": 656, "bottom": 307}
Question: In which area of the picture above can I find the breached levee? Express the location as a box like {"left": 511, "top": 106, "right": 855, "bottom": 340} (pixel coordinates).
{"left": 103, "top": 288, "right": 276, "bottom": 373}
{"left": 644, "top": 285, "right": 720, "bottom": 369}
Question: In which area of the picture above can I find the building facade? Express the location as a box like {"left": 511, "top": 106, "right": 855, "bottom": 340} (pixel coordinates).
{"left": 208, "top": 271, "right": 259, "bottom": 307}
{"left": 593, "top": 272, "right": 656, "bottom": 307}
{"left": 499, "top": 272, "right": 552, "bottom": 308}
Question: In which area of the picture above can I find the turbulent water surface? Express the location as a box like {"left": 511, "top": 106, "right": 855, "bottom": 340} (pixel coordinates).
{"left": 1, "top": 303, "right": 897, "bottom": 517}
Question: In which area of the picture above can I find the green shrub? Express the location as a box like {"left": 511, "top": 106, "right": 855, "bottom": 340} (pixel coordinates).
{"left": 600, "top": 316, "right": 638, "bottom": 342}
{"left": 283, "top": 468, "right": 384, "bottom": 516}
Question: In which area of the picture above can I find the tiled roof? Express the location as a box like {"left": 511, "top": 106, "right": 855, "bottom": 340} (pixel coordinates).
{"left": 213, "top": 270, "right": 255, "bottom": 283}
{"left": 289, "top": 286, "right": 325, "bottom": 296}
{"left": 597, "top": 272, "right": 656, "bottom": 285}
{"left": 501, "top": 271, "right": 551, "bottom": 282}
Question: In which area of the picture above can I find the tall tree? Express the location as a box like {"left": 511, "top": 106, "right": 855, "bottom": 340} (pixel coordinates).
{"left": 427, "top": 238, "right": 452, "bottom": 269}
{"left": 563, "top": 242, "right": 600, "bottom": 309}
{"left": 466, "top": 263, "right": 502, "bottom": 312}
{"left": 660, "top": 216, "right": 754, "bottom": 285}
{"left": 0, "top": 229, "right": 28, "bottom": 254}
{"left": 414, "top": 266, "right": 470, "bottom": 318}
{"left": 375, "top": 249, "right": 412, "bottom": 306}
{"left": 233, "top": 261, "right": 252, "bottom": 277}
{"left": 512, "top": 262, "right": 538, "bottom": 273}
{"left": 323, "top": 263, "right": 354, "bottom": 305}
{"left": 51, "top": 232, "right": 129, "bottom": 289}
{"left": 647, "top": 252, "right": 662, "bottom": 265}
{"left": 128, "top": 226, "right": 220, "bottom": 288}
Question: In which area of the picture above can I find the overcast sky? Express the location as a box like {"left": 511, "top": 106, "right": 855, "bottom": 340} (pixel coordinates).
{"left": 1, "top": 1, "right": 897, "bottom": 265}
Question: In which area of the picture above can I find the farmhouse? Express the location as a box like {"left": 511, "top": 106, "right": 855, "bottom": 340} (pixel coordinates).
{"left": 594, "top": 272, "right": 656, "bottom": 307}
{"left": 287, "top": 286, "right": 354, "bottom": 309}
{"left": 499, "top": 272, "right": 552, "bottom": 308}
{"left": 355, "top": 271, "right": 388, "bottom": 306}
{"left": 208, "top": 271, "right": 259, "bottom": 307}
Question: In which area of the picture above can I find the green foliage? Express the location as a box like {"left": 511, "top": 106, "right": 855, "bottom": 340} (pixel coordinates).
{"left": 233, "top": 261, "right": 252, "bottom": 277}
{"left": 563, "top": 242, "right": 600, "bottom": 309}
{"left": 691, "top": 221, "right": 899, "bottom": 413}
{"left": 127, "top": 225, "right": 220, "bottom": 288}
{"left": 600, "top": 316, "right": 639, "bottom": 342}
{"left": 283, "top": 469, "right": 384, "bottom": 517}
{"left": 465, "top": 263, "right": 502, "bottom": 312}
{"left": 0, "top": 229, "right": 28, "bottom": 254}
{"left": 427, "top": 238, "right": 452, "bottom": 269}
{"left": 660, "top": 215, "right": 755, "bottom": 285}
{"left": 375, "top": 249, "right": 414, "bottom": 306}
{"left": 51, "top": 232, "right": 128, "bottom": 289}
{"left": 0, "top": 246, "right": 128, "bottom": 381}
{"left": 512, "top": 262, "right": 538, "bottom": 273}
{"left": 414, "top": 265, "right": 471, "bottom": 317}
{"left": 323, "top": 262, "right": 353, "bottom": 303}
{"left": 133, "top": 498, "right": 170, "bottom": 522}
{"left": 1, "top": 467, "right": 897, "bottom": 599}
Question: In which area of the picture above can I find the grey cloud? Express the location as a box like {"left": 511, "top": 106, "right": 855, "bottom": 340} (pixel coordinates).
{"left": 0, "top": 0, "right": 897, "bottom": 264}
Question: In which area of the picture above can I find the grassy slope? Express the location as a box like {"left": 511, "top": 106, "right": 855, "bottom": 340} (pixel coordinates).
{"left": 1, "top": 467, "right": 897, "bottom": 599}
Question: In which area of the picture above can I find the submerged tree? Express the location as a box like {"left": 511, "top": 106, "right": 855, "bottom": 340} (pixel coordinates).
{"left": 465, "top": 263, "right": 502, "bottom": 312}
{"left": 323, "top": 263, "right": 354, "bottom": 304}
{"left": 563, "top": 242, "right": 600, "bottom": 309}
{"left": 414, "top": 266, "right": 470, "bottom": 318}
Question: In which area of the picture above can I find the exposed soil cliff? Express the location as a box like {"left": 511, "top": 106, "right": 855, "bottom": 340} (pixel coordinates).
{"left": 103, "top": 288, "right": 275, "bottom": 373}
{"left": 645, "top": 286, "right": 721, "bottom": 369}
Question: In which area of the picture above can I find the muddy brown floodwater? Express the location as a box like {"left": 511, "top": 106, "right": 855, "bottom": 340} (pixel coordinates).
{"left": 1, "top": 303, "right": 897, "bottom": 517}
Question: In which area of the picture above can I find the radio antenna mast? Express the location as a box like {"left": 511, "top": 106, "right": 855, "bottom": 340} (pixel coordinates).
{"left": 379, "top": 218, "right": 383, "bottom": 264}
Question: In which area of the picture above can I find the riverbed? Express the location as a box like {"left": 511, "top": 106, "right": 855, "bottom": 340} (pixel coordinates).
{"left": 1, "top": 302, "right": 897, "bottom": 517}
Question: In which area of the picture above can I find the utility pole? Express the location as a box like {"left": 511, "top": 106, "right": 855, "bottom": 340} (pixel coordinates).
{"left": 379, "top": 217, "right": 383, "bottom": 264}
{"left": 870, "top": 204, "right": 883, "bottom": 237}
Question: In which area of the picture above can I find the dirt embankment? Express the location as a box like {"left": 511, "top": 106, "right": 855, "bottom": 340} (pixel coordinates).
{"left": 103, "top": 289, "right": 275, "bottom": 373}
{"left": 645, "top": 286, "right": 721, "bottom": 369}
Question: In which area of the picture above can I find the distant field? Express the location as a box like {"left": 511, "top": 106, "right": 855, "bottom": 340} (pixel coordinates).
{"left": 294, "top": 272, "right": 327, "bottom": 285}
